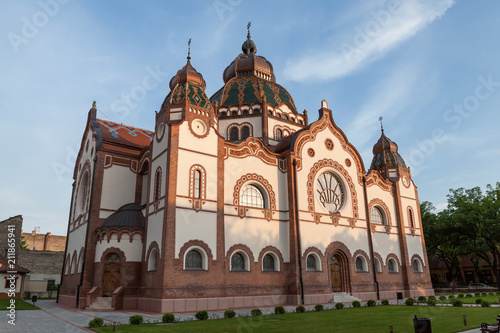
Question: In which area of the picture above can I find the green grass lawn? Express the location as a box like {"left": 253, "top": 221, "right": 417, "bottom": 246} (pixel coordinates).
{"left": 0, "top": 298, "right": 40, "bottom": 310}
{"left": 92, "top": 306, "right": 500, "bottom": 333}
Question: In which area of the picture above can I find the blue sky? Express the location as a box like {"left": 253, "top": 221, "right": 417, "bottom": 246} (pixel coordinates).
{"left": 1, "top": 0, "right": 499, "bottom": 235}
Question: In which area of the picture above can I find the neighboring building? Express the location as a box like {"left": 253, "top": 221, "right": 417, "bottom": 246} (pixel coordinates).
{"left": 59, "top": 31, "right": 433, "bottom": 312}
{"left": 22, "top": 230, "right": 66, "bottom": 251}
{"left": 430, "top": 257, "right": 498, "bottom": 288}
{"left": 0, "top": 216, "right": 29, "bottom": 299}
{"left": 0, "top": 216, "right": 66, "bottom": 298}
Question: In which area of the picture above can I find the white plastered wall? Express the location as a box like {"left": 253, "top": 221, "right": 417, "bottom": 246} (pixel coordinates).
{"left": 95, "top": 233, "right": 143, "bottom": 262}
{"left": 175, "top": 210, "right": 217, "bottom": 258}
{"left": 100, "top": 165, "right": 137, "bottom": 211}
{"left": 406, "top": 235, "right": 426, "bottom": 267}
{"left": 218, "top": 116, "right": 263, "bottom": 140}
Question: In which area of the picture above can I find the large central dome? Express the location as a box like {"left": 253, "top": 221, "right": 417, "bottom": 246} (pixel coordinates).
{"left": 210, "top": 31, "right": 297, "bottom": 113}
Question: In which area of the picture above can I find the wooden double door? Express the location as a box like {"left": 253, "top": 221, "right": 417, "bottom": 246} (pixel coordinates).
{"left": 330, "top": 255, "right": 342, "bottom": 292}
{"left": 102, "top": 253, "right": 121, "bottom": 297}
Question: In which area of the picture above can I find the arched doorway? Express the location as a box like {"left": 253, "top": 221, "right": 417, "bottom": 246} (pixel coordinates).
{"left": 330, "top": 255, "right": 342, "bottom": 292}
{"left": 102, "top": 253, "right": 121, "bottom": 296}
{"left": 330, "top": 252, "right": 350, "bottom": 293}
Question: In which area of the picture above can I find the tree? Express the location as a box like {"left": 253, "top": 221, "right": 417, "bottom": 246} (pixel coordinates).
{"left": 19, "top": 234, "right": 28, "bottom": 250}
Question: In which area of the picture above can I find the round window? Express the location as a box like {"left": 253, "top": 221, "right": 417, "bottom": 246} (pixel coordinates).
{"left": 316, "top": 172, "right": 345, "bottom": 213}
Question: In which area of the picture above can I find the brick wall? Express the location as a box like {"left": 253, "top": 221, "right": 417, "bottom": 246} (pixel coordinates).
{"left": 18, "top": 250, "right": 65, "bottom": 276}
{"left": 0, "top": 215, "right": 23, "bottom": 261}
{"left": 22, "top": 231, "right": 66, "bottom": 251}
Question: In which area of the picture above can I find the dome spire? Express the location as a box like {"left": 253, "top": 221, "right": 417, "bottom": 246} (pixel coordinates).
{"left": 187, "top": 38, "right": 192, "bottom": 61}
{"left": 379, "top": 116, "right": 384, "bottom": 133}
{"left": 242, "top": 22, "right": 257, "bottom": 54}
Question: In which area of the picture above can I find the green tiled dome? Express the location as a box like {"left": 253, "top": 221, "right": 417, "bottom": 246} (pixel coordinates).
{"left": 370, "top": 150, "right": 407, "bottom": 170}
{"left": 170, "top": 83, "right": 211, "bottom": 109}
{"left": 211, "top": 76, "right": 297, "bottom": 113}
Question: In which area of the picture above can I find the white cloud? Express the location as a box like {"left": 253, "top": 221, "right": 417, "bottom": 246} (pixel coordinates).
{"left": 284, "top": 0, "right": 455, "bottom": 82}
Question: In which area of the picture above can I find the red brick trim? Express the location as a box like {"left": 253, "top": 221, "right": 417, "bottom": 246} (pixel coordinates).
{"left": 178, "top": 239, "right": 214, "bottom": 270}
{"left": 233, "top": 173, "right": 276, "bottom": 211}
{"left": 385, "top": 253, "right": 401, "bottom": 273}
{"left": 100, "top": 247, "right": 127, "bottom": 263}
{"left": 410, "top": 254, "right": 425, "bottom": 272}
{"left": 372, "top": 252, "right": 384, "bottom": 273}
{"left": 257, "top": 245, "right": 285, "bottom": 272}
{"left": 352, "top": 249, "right": 370, "bottom": 273}
{"left": 368, "top": 198, "right": 392, "bottom": 233}
{"left": 146, "top": 241, "right": 160, "bottom": 272}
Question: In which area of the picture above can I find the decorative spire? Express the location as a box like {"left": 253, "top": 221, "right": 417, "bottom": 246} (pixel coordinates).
{"left": 187, "top": 38, "right": 192, "bottom": 61}
{"left": 92, "top": 100, "right": 96, "bottom": 109}
{"left": 379, "top": 116, "right": 384, "bottom": 133}
{"left": 247, "top": 21, "right": 251, "bottom": 38}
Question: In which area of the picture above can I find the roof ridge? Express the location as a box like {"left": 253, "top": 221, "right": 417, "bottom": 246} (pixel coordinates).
{"left": 97, "top": 118, "right": 154, "bottom": 134}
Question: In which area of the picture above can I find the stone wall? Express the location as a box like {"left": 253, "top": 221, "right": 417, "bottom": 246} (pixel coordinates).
{"left": 22, "top": 231, "right": 66, "bottom": 251}
{"left": 0, "top": 215, "right": 23, "bottom": 261}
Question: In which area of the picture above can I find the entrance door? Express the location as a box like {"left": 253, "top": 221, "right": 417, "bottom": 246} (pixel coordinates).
{"left": 330, "top": 256, "right": 342, "bottom": 292}
{"left": 102, "top": 253, "right": 121, "bottom": 296}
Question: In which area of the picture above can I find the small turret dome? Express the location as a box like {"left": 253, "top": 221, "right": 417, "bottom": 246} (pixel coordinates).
{"left": 370, "top": 130, "right": 407, "bottom": 171}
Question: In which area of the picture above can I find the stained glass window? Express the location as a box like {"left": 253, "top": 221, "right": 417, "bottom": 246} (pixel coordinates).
{"left": 355, "top": 257, "right": 364, "bottom": 272}
{"left": 231, "top": 253, "right": 245, "bottom": 271}
{"left": 413, "top": 259, "right": 421, "bottom": 272}
{"left": 388, "top": 259, "right": 396, "bottom": 272}
{"left": 263, "top": 254, "right": 275, "bottom": 271}
{"left": 276, "top": 129, "right": 282, "bottom": 140}
{"left": 241, "top": 126, "right": 250, "bottom": 140}
{"left": 316, "top": 172, "right": 344, "bottom": 213}
{"left": 240, "top": 184, "right": 265, "bottom": 208}
{"left": 106, "top": 253, "right": 121, "bottom": 263}
{"left": 307, "top": 255, "right": 317, "bottom": 271}
{"left": 230, "top": 127, "right": 239, "bottom": 141}
{"left": 409, "top": 209, "right": 414, "bottom": 228}
{"left": 185, "top": 250, "right": 202, "bottom": 269}
{"left": 194, "top": 170, "right": 201, "bottom": 198}
{"left": 371, "top": 207, "right": 385, "bottom": 225}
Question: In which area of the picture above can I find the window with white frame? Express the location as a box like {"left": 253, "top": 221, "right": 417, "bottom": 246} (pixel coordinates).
{"left": 240, "top": 184, "right": 265, "bottom": 209}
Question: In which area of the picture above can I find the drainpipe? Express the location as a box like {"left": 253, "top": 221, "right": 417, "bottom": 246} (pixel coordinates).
{"left": 58, "top": 181, "right": 75, "bottom": 303}
{"left": 363, "top": 175, "right": 380, "bottom": 300}
{"left": 292, "top": 159, "right": 305, "bottom": 304}
{"left": 76, "top": 155, "right": 98, "bottom": 308}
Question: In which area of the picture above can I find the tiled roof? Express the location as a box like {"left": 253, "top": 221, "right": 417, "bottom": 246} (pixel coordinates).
{"left": 0, "top": 254, "right": 30, "bottom": 273}
{"left": 97, "top": 119, "right": 153, "bottom": 149}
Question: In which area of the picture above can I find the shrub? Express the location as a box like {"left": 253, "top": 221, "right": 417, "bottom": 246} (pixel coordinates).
{"left": 224, "top": 310, "right": 236, "bottom": 319}
{"left": 452, "top": 299, "right": 463, "bottom": 307}
{"left": 195, "top": 311, "right": 208, "bottom": 320}
{"left": 475, "top": 298, "right": 483, "bottom": 304}
{"left": 465, "top": 293, "right": 473, "bottom": 298}
{"left": 427, "top": 300, "right": 437, "bottom": 306}
{"left": 448, "top": 295, "right": 455, "bottom": 299}
{"left": 417, "top": 296, "right": 427, "bottom": 303}
{"left": 129, "top": 315, "right": 143, "bottom": 325}
{"left": 367, "top": 300, "right": 376, "bottom": 307}
{"left": 295, "top": 305, "right": 305, "bottom": 313}
{"left": 405, "top": 298, "right": 414, "bottom": 306}
{"left": 274, "top": 306, "right": 285, "bottom": 315}
{"left": 439, "top": 295, "right": 447, "bottom": 301}
{"left": 314, "top": 304, "right": 324, "bottom": 312}
{"left": 457, "top": 293, "right": 464, "bottom": 298}
{"left": 352, "top": 301, "right": 361, "bottom": 308}
{"left": 481, "top": 292, "right": 488, "bottom": 297}
{"left": 490, "top": 292, "right": 496, "bottom": 296}
{"left": 88, "top": 318, "right": 104, "bottom": 328}
{"left": 428, "top": 296, "right": 436, "bottom": 302}
{"left": 481, "top": 300, "right": 491, "bottom": 307}
{"left": 251, "top": 308, "right": 262, "bottom": 317}
{"left": 162, "top": 313, "right": 175, "bottom": 323}
{"left": 335, "top": 302, "right": 344, "bottom": 309}
{"left": 381, "top": 299, "right": 389, "bottom": 306}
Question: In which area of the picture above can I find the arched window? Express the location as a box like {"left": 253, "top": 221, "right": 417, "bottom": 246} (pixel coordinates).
{"left": 263, "top": 254, "right": 275, "bottom": 271}
{"left": 148, "top": 249, "right": 158, "bottom": 271}
{"left": 268, "top": 110, "right": 273, "bottom": 115}
{"left": 243, "top": 110, "right": 249, "bottom": 115}
{"left": 283, "top": 130, "right": 289, "bottom": 137}
{"left": 231, "top": 111, "right": 238, "bottom": 116}
{"left": 316, "top": 172, "right": 345, "bottom": 213}
{"left": 306, "top": 254, "right": 318, "bottom": 271}
{"left": 71, "top": 253, "right": 77, "bottom": 274}
{"left": 185, "top": 250, "right": 203, "bottom": 270}
{"left": 153, "top": 168, "right": 161, "bottom": 202}
{"left": 374, "top": 257, "right": 382, "bottom": 273}
{"left": 106, "top": 253, "right": 121, "bottom": 263}
{"left": 413, "top": 259, "right": 422, "bottom": 273}
{"left": 231, "top": 253, "right": 245, "bottom": 271}
{"left": 241, "top": 126, "right": 250, "bottom": 140}
{"left": 388, "top": 258, "right": 397, "bottom": 273}
{"left": 276, "top": 129, "right": 282, "bottom": 140}
{"left": 355, "top": 256, "right": 366, "bottom": 272}
{"left": 299, "top": 120, "right": 304, "bottom": 125}
{"left": 65, "top": 256, "right": 70, "bottom": 275}
{"left": 80, "top": 172, "right": 89, "bottom": 211}
{"left": 230, "top": 127, "right": 239, "bottom": 141}
{"left": 253, "top": 109, "right": 260, "bottom": 114}
{"left": 371, "top": 207, "right": 385, "bottom": 225}
{"left": 77, "top": 251, "right": 84, "bottom": 273}
{"left": 194, "top": 170, "right": 201, "bottom": 198}
{"left": 240, "top": 184, "right": 265, "bottom": 208}
{"left": 409, "top": 209, "right": 415, "bottom": 228}
{"left": 220, "top": 112, "right": 227, "bottom": 117}
{"left": 283, "top": 114, "right": 288, "bottom": 120}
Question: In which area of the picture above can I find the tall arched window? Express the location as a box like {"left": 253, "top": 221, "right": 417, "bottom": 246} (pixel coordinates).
{"left": 307, "top": 254, "right": 318, "bottom": 271}
{"left": 413, "top": 259, "right": 422, "bottom": 272}
{"left": 276, "top": 129, "right": 282, "bottom": 140}
{"left": 388, "top": 258, "right": 397, "bottom": 272}
{"left": 194, "top": 170, "right": 201, "bottom": 198}
{"left": 185, "top": 250, "right": 203, "bottom": 270}
{"left": 374, "top": 258, "right": 382, "bottom": 273}
{"left": 153, "top": 168, "right": 161, "bottom": 202}
{"left": 371, "top": 207, "right": 385, "bottom": 225}
{"left": 263, "top": 254, "right": 275, "bottom": 271}
{"left": 231, "top": 253, "right": 245, "bottom": 271}
{"left": 231, "top": 111, "right": 238, "bottom": 116}
{"left": 240, "top": 184, "right": 265, "bottom": 208}
{"left": 241, "top": 126, "right": 250, "bottom": 140}
{"left": 355, "top": 256, "right": 366, "bottom": 272}
{"left": 220, "top": 112, "right": 227, "bottom": 117}
{"left": 283, "top": 114, "right": 288, "bottom": 120}
{"left": 230, "top": 127, "right": 239, "bottom": 141}
{"left": 409, "top": 209, "right": 415, "bottom": 228}
{"left": 243, "top": 110, "right": 249, "bottom": 115}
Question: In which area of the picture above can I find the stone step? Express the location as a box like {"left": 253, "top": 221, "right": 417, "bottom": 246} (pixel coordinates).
{"left": 329, "top": 292, "right": 361, "bottom": 304}
{"left": 87, "top": 296, "right": 113, "bottom": 310}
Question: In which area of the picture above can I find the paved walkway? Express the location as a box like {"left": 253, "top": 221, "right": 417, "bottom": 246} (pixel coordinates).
{"left": 0, "top": 300, "right": 496, "bottom": 332}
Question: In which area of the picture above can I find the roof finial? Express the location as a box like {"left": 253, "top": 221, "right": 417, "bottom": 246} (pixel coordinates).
{"left": 247, "top": 22, "right": 251, "bottom": 38}
{"left": 187, "top": 38, "right": 192, "bottom": 61}
{"left": 379, "top": 116, "right": 384, "bottom": 133}
{"left": 92, "top": 100, "right": 96, "bottom": 109}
